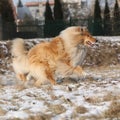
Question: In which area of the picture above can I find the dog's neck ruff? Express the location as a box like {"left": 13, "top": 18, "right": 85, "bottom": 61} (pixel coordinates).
{"left": 78, "top": 45, "right": 86, "bottom": 49}
{"left": 11, "top": 55, "right": 17, "bottom": 59}
{"left": 59, "top": 37, "right": 65, "bottom": 52}
{"left": 78, "top": 45, "right": 87, "bottom": 65}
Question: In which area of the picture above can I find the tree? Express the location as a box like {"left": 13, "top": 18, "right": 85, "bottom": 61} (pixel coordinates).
{"left": 93, "top": 0, "right": 104, "bottom": 35}
{"left": 17, "top": 0, "right": 23, "bottom": 7}
{"left": 0, "top": 0, "right": 15, "bottom": 22}
{"left": 23, "top": 14, "right": 34, "bottom": 25}
{"left": 44, "top": 0, "right": 54, "bottom": 23}
{"left": 113, "top": 0, "right": 120, "bottom": 35}
{"left": 0, "top": 0, "right": 16, "bottom": 40}
{"left": 44, "top": 0, "right": 54, "bottom": 37}
{"left": 54, "top": 0, "right": 63, "bottom": 20}
{"left": 103, "top": 0, "right": 111, "bottom": 35}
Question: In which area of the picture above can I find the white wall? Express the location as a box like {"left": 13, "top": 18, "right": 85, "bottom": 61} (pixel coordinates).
{"left": 62, "top": 0, "right": 81, "bottom": 4}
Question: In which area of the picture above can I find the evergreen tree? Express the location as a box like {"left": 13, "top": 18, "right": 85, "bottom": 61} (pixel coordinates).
{"left": 0, "top": 0, "right": 15, "bottom": 22}
{"left": 54, "top": 0, "right": 63, "bottom": 20}
{"left": 93, "top": 0, "right": 104, "bottom": 35}
{"left": 17, "top": 0, "right": 23, "bottom": 7}
{"left": 44, "top": 0, "right": 54, "bottom": 23}
{"left": 44, "top": 0, "right": 65, "bottom": 37}
{"left": 103, "top": 0, "right": 111, "bottom": 35}
{"left": 0, "top": 0, "right": 16, "bottom": 39}
{"left": 44, "top": 0, "right": 54, "bottom": 37}
{"left": 113, "top": 0, "right": 120, "bottom": 35}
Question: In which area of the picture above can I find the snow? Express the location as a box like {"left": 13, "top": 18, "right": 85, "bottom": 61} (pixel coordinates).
{"left": 0, "top": 36, "right": 120, "bottom": 119}
{"left": 6, "top": 111, "right": 29, "bottom": 119}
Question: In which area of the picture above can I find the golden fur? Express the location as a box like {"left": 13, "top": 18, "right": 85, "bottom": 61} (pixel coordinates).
{"left": 11, "top": 26, "right": 96, "bottom": 87}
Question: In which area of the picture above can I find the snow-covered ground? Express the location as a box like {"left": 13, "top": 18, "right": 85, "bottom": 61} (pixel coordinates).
{"left": 0, "top": 37, "right": 120, "bottom": 120}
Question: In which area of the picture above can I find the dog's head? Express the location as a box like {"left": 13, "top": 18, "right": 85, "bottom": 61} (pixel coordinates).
{"left": 72, "top": 26, "right": 97, "bottom": 47}
{"left": 60, "top": 26, "right": 97, "bottom": 47}
{"left": 82, "top": 31, "right": 97, "bottom": 47}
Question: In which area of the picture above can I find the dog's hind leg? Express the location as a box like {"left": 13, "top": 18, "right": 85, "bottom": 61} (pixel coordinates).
{"left": 45, "top": 69, "right": 56, "bottom": 85}
{"left": 29, "top": 63, "right": 56, "bottom": 87}
{"left": 34, "top": 70, "right": 56, "bottom": 87}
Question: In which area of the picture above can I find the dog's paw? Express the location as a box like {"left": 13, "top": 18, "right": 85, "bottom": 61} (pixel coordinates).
{"left": 34, "top": 81, "right": 42, "bottom": 87}
{"left": 80, "top": 71, "right": 88, "bottom": 80}
{"left": 51, "top": 81, "right": 57, "bottom": 85}
{"left": 26, "top": 73, "right": 32, "bottom": 81}
{"left": 82, "top": 71, "right": 87, "bottom": 77}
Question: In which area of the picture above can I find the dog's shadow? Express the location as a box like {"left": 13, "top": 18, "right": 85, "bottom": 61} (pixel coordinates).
{"left": 56, "top": 78, "right": 80, "bottom": 85}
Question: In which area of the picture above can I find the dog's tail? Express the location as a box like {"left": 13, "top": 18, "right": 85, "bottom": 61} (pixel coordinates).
{"left": 11, "top": 38, "right": 27, "bottom": 57}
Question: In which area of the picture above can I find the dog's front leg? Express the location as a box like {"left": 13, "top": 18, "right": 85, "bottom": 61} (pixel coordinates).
{"left": 56, "top": 61, "right": 86, "bottom": 81}
{"left": 73, "top": 66, "right": 87, "bottom": 78}
{"left": 46, "top": 70, "right": 56, "bottom": 85}
{"left": 17, "top": 74, "right": 27, "bottom": 81}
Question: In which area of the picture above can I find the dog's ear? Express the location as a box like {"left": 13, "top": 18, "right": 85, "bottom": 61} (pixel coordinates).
{"left": 82, "top": 27, "right": 88, "bottom": 32}
{"left": 75, "top": 26, "right": 81, "bottom": 32}
{"left": 74, "top": 26, "right": 86, "bottom": 35}
{"left": 75, "top": 26, "right": 88, "bottom": 34}
{"left": 81, "top": 28, "right": 84, "bottom": 32}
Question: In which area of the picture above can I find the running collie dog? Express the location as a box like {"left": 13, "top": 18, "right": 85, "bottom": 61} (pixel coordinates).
{"left": 11, "top": 26, "right": 96, "bottom": 87}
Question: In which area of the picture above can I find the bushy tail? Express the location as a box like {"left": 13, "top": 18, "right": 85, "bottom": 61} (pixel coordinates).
{"left": 11, "top": 38, "right": 27, "bottom": 57}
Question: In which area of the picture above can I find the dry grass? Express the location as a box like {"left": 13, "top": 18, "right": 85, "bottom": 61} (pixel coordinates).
{"left": 84, "top": 77, "right": 98, "bottom": 85}
{"left": 75, "top": 105, "right": 88, "bottom": 114}
{"left": 48, "top": 104, "right": 66, "bottom": 115}
{"left": 103, "top": 92, "right": 120, "bottom": 102}
{"left": 28, "top": 114, "right": 52, "bottom": 120}
{"left": 72, "top": 106, "right": 88, "bottom": 119}
{"left": 0, "top": 107, "right": 6, "bottom": 116}
{"left": 103, "top": 101, "right": 120, "bottom": 119}
{"left": 84, "top": 96, "right": 102, "bottom": 104}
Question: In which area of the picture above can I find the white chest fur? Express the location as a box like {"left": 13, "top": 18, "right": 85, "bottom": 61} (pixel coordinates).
{"left": 71, "top": 45, "right": 87, "bottom": 66}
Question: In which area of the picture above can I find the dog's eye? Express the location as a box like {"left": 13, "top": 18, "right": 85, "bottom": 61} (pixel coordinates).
{"left": 81, "top": 28, "right": 83, "bottom": 32}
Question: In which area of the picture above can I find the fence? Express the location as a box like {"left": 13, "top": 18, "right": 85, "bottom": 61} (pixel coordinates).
{"left": 16, "top": 24, "right": 44, "bottom": 38}
{"left": 0, "top": 18, "right": 120, "bottom": 40}
{"left": 0, "top": 16, "right": 2, "bottom": 40}
{"left": 44, "top": 20, "right": 69, "bottom": 37}
{"left": 2, "top": 22, "right": 16, "bottom": 40}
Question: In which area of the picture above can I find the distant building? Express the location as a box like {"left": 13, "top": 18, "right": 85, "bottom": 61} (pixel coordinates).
{"left": 25, "top": 0, "right": 54, "bottom": 21}
{"left": 17, "top": 0, "right": 33, "bottom": 23}
{"left": 62, "top": 0, "right": 81, "bottom": 4}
